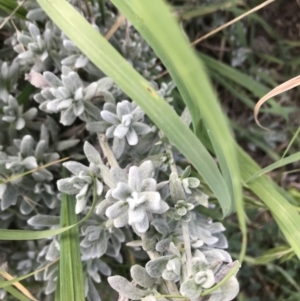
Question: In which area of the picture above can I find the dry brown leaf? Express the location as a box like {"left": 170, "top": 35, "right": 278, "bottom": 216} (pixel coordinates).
{"left": 254, "top": 75, "right": 300, "bottom": 130}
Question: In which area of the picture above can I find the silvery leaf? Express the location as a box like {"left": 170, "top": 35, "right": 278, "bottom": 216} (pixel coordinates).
{"left": 128, "top": 166, "right": 142, "bottom": 192}
{"left": 132, "top": 123, "right": 152, "bottom": 135}
{"left": 141, "top": 178, "right": 156, "bottom": 192}
{"left": 114, "top": 124, "right": 129, "bottom": 139}
{"left": 1, "top": 184, "right": 18, "bottom": 210}
{"left": 43, "top": 71, "right": 63, "bottom": 88}
{"left": 63, "top": 39, "right": 77, "bottom": 52}
{"left": 180, "top": 279, "right": 202, "bottom": 299}
{"left": 76, "top": 193, "right": 89, "bottom": 214}
{"left": 169, "top": 173, "right": 186, "bottom": 202}
{"left": 126, "top": 127, "right": 138, "bottom": 145}
{"left": 62, "top": 72, "right": 82, "bottom": 93}
{"left": 83, "top": 101, "right": 101, "bottom": 120}
{"left": 17, "top": 34, "right": 32, "bottom": 46}
{"left": 106, "top": 200, "right": 128, "bottom": 219}
{"left": 202, "top": 249, "right": 232, "bottom": 264}
{"left": 16, "top": 118, "right": 25, "bottom": 130}
{"left": 60, "top": 106, "right": 76, "bottom": 125}
{"left": 110, "top": 167, "right": 128, "bottom": 185}
{"left": 56, "top": 139, "right": 80, "bottom": 151}
{"left": 28, "top": 215, "right": 60, "bottom": 227}
{"left": 192, "top": 258, "right": 208, "bottom": 274}
{"left": 112, "top": 137, "right": 125, "bottom": 159}
{"left": 101, "top": 110, "right": 119, "bottom": 125}
{"left": 131, "top": 106, "right": 144, "bottom": 122}
{"left": 112, "top": 182, "right": 132, "bottom": 200}
{"left": 162, "top": 270, "right": 178, "bottom": 282}
{"left": 108, "top": 276, "right": 146, "bottom": 300}
{"left": 151, "top": 219, "right": 169, "bottom": 236}
{"left": 46, "top": 241, "right": 59, "bottom": 261}
{"left": 134, "top": 215, "right": 149, "bottom": 233}
{"left": 116, "top": 101, "right": 131, "bottom": 119}
{"left": 145, "top": 255, "right": 174, "bottom": 278}
{"left": 96, "top": 179, "right": 103, "bottom": 196}
{"left": 208, "top": 222, "right": 226, "bottom": 233}
{"left": 28, "top": 23, "right": 40, "bottom": 38}
{"left": 57, "top": 179, "right": 79, "bottom": 194}
{"left": 73, "top": 100, "right": 84, "bottom": 116}
{"left": 63, "top": 161, "right": 89, "bottom": 175}
{"left": 86, "top": 121, "right": 110, "bottom": 133}
{"left": 61, "top": 55, "right": 77, "bottom": 66}
{"left": 84, "top": 141, "right": 103, "bottom": 165}
{"left": 155, "top": 237, "right": 171, "bottom": 253}
{"left": 20, "top": 135, "right": 34, "bottom": 157}
{"left": 22, "top": 156, "right": 38, "bottom": 169}
{"left": 75, "top": 55, "right": 88, "bottom": 68}
{"left": 207, "top": 277, "right": 239, "bottom": 301}
{"left": 97, "top": 77, "right": 114, "bottom": 91}
{"left": 83, "top": 82, "right": 98, "bottom": 101}
{"left": 130, "top": 265, "right": 156, "bottom": 288}
{"left": 114, "top": 211, "right": 129, "bottom": 228}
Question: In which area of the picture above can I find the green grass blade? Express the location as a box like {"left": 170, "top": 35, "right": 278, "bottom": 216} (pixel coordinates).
{"left": 1, "top": 284, "right": 31, "bottom": 301}
{"left": 59, "top": 171, "right": 86, "bottom": 301}
{"left": 199, "top": 53, "right": 292, "bottom": 120}
{"left": 0, "top": 183, "right": 98, "bottom": 240}
{"left": 36, "top": 0, "right": 233, "bottom": 217}
{"left": 246, "top": 151, "right": 300, "bottom": 182}
{"left": 282, "top": 125, "right": 300, "bottom": 159}
{"left": 0, "top": 0, "right": 27, "bottom": 19}
{"left": 238, "top": 147, "right": 300, "bottom": 259}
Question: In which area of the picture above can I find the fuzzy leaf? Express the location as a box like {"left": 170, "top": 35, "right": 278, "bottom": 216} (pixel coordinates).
{"left": 169, "top": 173, "right": 186, "bottom": 202}
{"left": 130, "top": 265, "right": 156, "bottom": 288}
{"left": 63, "top": 161, "right": 89, "bottom": 175}
{"left": 28, "top": 215, "right": 60, "bottom": 227}
{"left": 145, "top": 255, "right": 173, "bottom": 278}
{"left": 84, "top": 141, "right": 103, "bottom": 165}
{"left": 180, "top": 279, "right": 202, "bottom": 299}
{"left": 108, "top": 276, "right": 146, "bottom": 300}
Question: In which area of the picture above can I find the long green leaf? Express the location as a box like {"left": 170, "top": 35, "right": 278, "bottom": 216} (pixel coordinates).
{"left": 110, "top": 0, "right": 241, "bottom": 219}
{"left": 59, "top": 171, "right": 86, "bottom": 301}
{"left": 1, "top": 283, "right": 31, "bottom": 301}
{"left": 238, "top": 147, "right": 300, "bottom": 259}
{"left": 247, "top": 151, "right": 300, "bottom": 183}
{"left": 36, "top": 0, "right": 233, "bottom": 216}
{"left": 0, "top": 0, "right": 27, "bottom": 19}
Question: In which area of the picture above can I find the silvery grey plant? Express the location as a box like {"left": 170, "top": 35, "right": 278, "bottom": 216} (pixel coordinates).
{"left": 0, "top": 2, "right": 240, "bottom": 301}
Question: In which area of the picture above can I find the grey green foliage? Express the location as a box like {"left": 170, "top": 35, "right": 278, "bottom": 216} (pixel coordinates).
{"left": 0, "top": 1, "right": 239, "bottom": 301}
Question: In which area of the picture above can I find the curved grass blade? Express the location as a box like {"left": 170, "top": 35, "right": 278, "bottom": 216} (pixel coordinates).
{"left": 239, "top": 147, "right": 300, "bottom": 259}
{"left": 58, "top": 170, "right": 86, "bottom": 301}
{"left": 246, "top": 151, "right": 300, "bottom": 183}
{"left": 36, "top": 0, "right": 232, "bottom": 217}
{"left": 110, "top": 0, "right": 241, "bottom": 219}
{"left": 0, "top": 178, "right": 98, "bottom": 240}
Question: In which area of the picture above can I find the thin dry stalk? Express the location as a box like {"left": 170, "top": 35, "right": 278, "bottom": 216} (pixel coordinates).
{"left": 0, "top": 0, "right": 27, "bottom": 30}
{"left": 105, "top": 14, "right": 126, "bottom": 40}
{"left": 191, "top": 0, "right": 276, "bottom": 45}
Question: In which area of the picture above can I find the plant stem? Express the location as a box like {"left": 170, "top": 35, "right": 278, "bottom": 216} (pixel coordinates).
{"left": 98, "top": 134, "right": 119, "bottom": 168}
{"left": 165, "top": 139, "right": 193, "bottom": 277}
